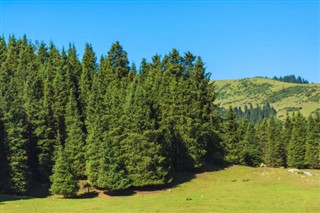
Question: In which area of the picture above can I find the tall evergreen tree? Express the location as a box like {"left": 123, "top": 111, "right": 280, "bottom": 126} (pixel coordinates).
{"left": 50, "top": 148, "right": 78, "bottom": 197}
{"left": 0, "top": 108, "right": 9, "bottom": 192}
{"left": 64, "top": 88, "right": 86, "bottom": 179}
{"left": 264, "top": 117, "right": 283, "bottom": 167}
{"left": 106, "top": 41, "right": 130, "bottom": 78}
{"left": 222, "top": 106, "right": 241, "bottom": 164}
{"left": 304, "top": 113, "right": 320, "bottom": 168}
{"left": 0, "top": 36, "right": 29, "bottom": 194}
{"left": 288, "top": 112, "right": 307, "bottom": 168}
{"left": 239, "top": 121, "right": 260, "bottom": 166}
{"left": 79, "top": 43, "right": 96, "bottom": 123}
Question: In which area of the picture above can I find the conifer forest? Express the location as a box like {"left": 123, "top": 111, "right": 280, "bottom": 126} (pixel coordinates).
{"left": 0, "top": 36, "right": 319, "bottom": 197}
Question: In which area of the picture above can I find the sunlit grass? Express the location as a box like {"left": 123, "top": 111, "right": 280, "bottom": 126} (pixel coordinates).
{"left": 1, "top": 166, "right": 319, "bottom": 213}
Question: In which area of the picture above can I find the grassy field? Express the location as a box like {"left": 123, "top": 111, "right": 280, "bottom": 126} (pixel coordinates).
{"left": 213, "top": 78, "right": 320, "bottom": 118}
{"left": 1, "top": 166, "right": 319, "bottom": 213}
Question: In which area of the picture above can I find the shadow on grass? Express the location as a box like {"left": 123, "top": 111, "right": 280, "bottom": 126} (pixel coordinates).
{"left": 0, "top": 193, "right": 32, "bottom": 203}
{"left": 26, "top": 182, "right": 50, "bottom": 198}
{"left": 75, "top": 191, "right": 99, "bottom": 199}
{"left": 0, "top": 182, "right": 50, "bottom": 203}
{"left": 104, "top": 189, "right": 136, "bottom": 196}
{"left": 127, "top": 163, "right": 228, "bottom": 194}
{"left": 1, "top": 163, "right": 228, "bottom": 199}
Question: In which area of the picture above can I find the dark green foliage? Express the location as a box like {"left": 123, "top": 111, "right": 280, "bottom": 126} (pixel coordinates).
{"left": 221, "top": 107, "right": 241, "bottom": 164}
{"left": 79, "top": 43, "right": 96, "bottom": 122}
{"left": 96, "top": 134, "right": 131, "bottom": 192}
{"left": 288, "top": 112, "right": 307, "bottom": 168}
{"left": 218, "top": 102, "right": 277, "bottom": 124}
{"left": 121, "top": 133, "right": 170, "bottom": 186}
{"left": 0, "top": 109, "right": 9, "bottom": 192}
{"left": 0, "top": 35, "right": 317, "bottom": 197}
{"left": 272, "top": 75, "right": 309, "bottom": 84}
{"left": 107, "top": 41, "right": 130, "bottom": 78}
{"left": 264, "top": 117, "right": 283, "bottom": 167}
{"left": 50, "top": 148, "right": 78, "bottom": 197}
{"left": 239, "top": 121, "right": 260, "bottom": 166}
{"left": 0, "top": 36, "right": 29, "bottom": 194}
{"left": 304, "top": 113, "right": 320, "bottom": 168}
{"left": 64, "top": 89, "right": 86, "bottom": 179}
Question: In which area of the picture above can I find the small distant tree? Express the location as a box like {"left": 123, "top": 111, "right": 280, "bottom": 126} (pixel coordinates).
{"left": 50, "top": 148, "right": 78, "bottom": 198}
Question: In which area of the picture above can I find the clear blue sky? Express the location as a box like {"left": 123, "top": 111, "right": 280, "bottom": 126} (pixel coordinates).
{"left": 1, "top": 0, "right": 319, "bottom": 82}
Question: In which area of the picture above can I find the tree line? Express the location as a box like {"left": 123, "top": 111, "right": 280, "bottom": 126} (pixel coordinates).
{"left": 221, "top": 108, "right": 319, "bottom": 169}
{"left": 272, "top": 75, "right": 309, "bottom": 84}
{"left": 218, "top": 102, "right": 277, "bottom": 124}
{"left": 0, "top": 35, "right": 318, "bottom": 197}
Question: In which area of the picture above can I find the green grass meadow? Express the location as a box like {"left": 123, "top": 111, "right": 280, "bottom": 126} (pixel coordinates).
{"left": 1, "top": 166, "right": 319, "bottom": 213}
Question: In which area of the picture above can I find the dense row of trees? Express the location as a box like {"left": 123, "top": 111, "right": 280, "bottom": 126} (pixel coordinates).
{"left": 272, "top": 75, "right": 309, "bottom": 84}
{"left": 0, "top": 35, "right": 220, "bottom": 196}
{"left": 0, "top": 35, "right": 318, "bottom": 197}
{"left": 221, "top": 109, "right": 319, "bottom": 168}
{"left": 218, "top": 102, "right": 277, "bottom": 124}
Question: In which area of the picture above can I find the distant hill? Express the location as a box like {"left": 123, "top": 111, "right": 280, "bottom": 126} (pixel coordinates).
{"left": 212, "top": 78, "right": 320, "bottom": 118}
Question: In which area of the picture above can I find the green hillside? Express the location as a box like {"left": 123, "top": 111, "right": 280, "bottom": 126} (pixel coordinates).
{"left": 212, "top": 78, "right": 320, "bottom": 118}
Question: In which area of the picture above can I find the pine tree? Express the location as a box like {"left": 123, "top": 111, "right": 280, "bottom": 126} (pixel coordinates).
{"left": 239, "top": 121, "right": 260, "bottom": 166}
{"left": 256, "top": 119, "right": 268, "bottom": 165}
{"left": 50, "top": 148, "right": 78, "bottom": 198}
{"left": 52, "top": 48, "right": 68, "bottom": 145}
{"left": 288, "top": 112, "right": 307, "bottom": 168}
{"left": 0, "top": 36, "right": 7, "bottom": 69}
{"left": 107, "top": 41, "right": 130, "bottom": 78}
{"left": 66, "top": 44, "right": 82, "bottom": 92}
{"left": 304, "top": 113, "right": 320, "bottom": 168}
{"left": 79, "top": 43, "right": 96, "bottom": 123}
{"left": 222, "top": 106, "right": 241, "bottom": 164}
{"left": 0, "top": 36, "right": 29, "bottom": 194}
{"left": 96, "top": 134, "right": 131, "bottom": 192}
{"left": 64, "top": 88, "right": 86, "bottom": 179}
{"left": 280, "top": 112, "right": 293, "bottom": 167}
{"left": 34, "top": 43, "right": 60, "bottom": 180}
{"left": 121, "top": 133, "right": 170, "bottom": 186}
{"left": 85, "top": 57, "right": 109, "bottom": 184}
{"left": 121, "top": 64, "right": 172, "bottom": 186}
{"left": 264, "top": 117, "right": 283, "bottom": 167}
{"left": 0, "top": 108, "right": 9, "bottom": 192}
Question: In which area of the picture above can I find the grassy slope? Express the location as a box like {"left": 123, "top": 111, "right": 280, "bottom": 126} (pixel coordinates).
{"left": 212, "top": 78, "right": 320, "bottom": 118}
{"left": 1, "top": 166, "right": 319, "bottom": 213}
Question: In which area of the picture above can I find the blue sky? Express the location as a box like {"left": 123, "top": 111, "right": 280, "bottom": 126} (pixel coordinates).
{"left": 1, "top": 0, "right": 319, "bottom": 82}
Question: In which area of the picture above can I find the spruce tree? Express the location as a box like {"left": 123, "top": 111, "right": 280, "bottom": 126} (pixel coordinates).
{"left": 288, "top": 112, "right": 307, "bottom": 168}
{"left": 239, "top": 121, "right": 260, "bottom": 166}
{"left": 264, "top": 117, "right": 283, "bottom": 167}
{"left": 222, "top": 106, "right": 241, "bottom": 164}
{"left": 280, "top": 112, "right": 293, "bottom": 167}
{"left": 256, "top": 119, "right": 268, "bottom": 164}
{"left": 52, "top": 48, "right": 68, "bottom": 145}
{"left": 107, "top": 41, "right": 130, "bottom": 78}
{"left": 0, "top": 36, "right": 29, "bottom": 194}
{"left": 50, "top": 148, "right": 78, "bottom": 198}
{"left": 96, "top": 134, "right": 131, "bottom": 192}
{"left": 0, "top": 109, "right": 9, "bottom": 192}
{"left": 79, "top": 43, "right": 96, "bottom": 123}
{"left": 0, "top": 36, "right": 7, "bottom": 69}
{"left": 304, "top": 113, "right": 320, "bottom": 168}
{"left": 64, "top": 88, "right": 86, "bottom": 179}
{"left": 85, "top": 68, "right": 107, "bottom": 184}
